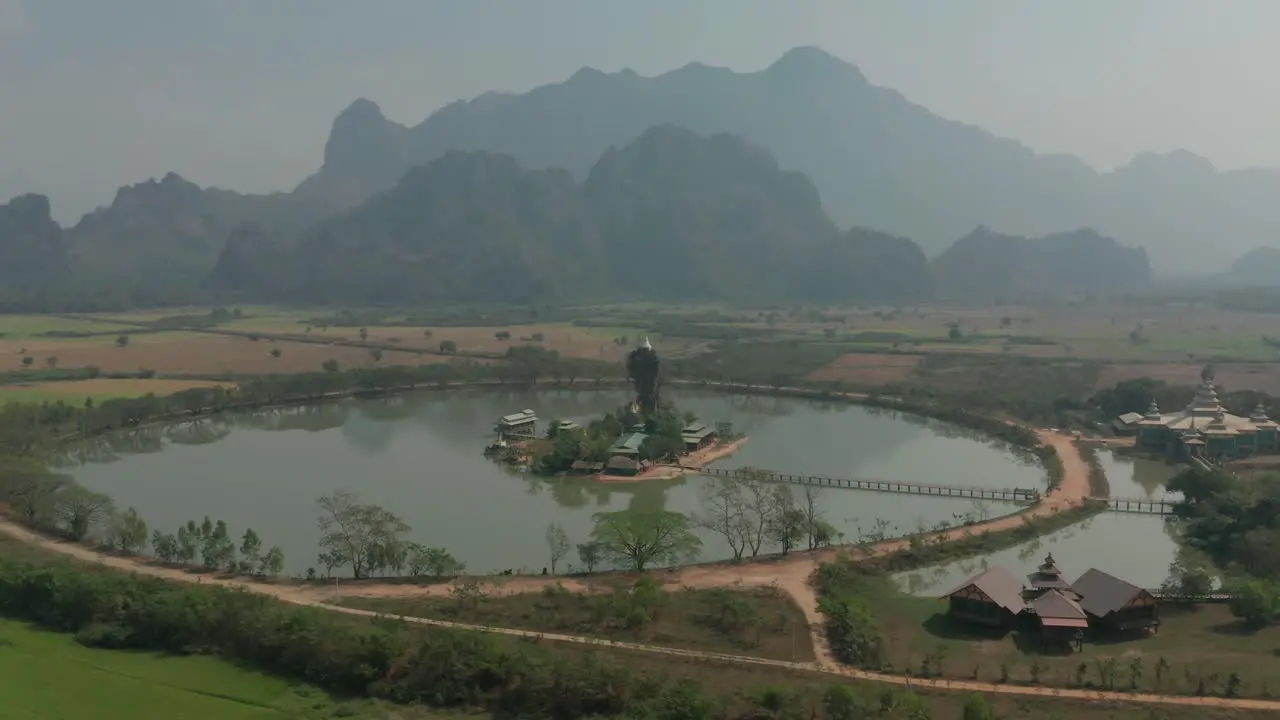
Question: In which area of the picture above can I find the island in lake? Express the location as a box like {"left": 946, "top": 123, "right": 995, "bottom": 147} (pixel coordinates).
{"left": 487, "top": 337, "right": 744, "bottom": 481}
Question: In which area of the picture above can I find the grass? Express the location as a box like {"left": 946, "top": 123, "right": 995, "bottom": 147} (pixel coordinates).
{"left": 0, "top": 315, "right": 136, "bottom": 340}
{"left": 0, "top": 378, "right": 228, "bottom": 406}
{"left": 0, "top": 617, "right": 473, "bottom": 719}
{"left": 848, "top": 570, "right": 1280, "bottom": 699}
{"left": 336, "top": 584, "right": 815, "bottom": 662}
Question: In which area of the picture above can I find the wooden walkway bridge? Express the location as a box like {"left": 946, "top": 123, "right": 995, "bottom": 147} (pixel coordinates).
{"left": 686, "top": 467, "right": 1182, "bottom": 516}
{"left": 1094, "top": 496, "right": 1177, "bottom": 516}
{"left": 688, "top": 466, "right": 1041, "bottom": 504}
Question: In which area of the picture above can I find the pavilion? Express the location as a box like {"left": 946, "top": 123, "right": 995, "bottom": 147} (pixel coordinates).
{"left": 943, "top": 553, "right": 1159, "bottom": 650}
{"left": 1113, "top": 377, "right": 1279, "bottom": 460}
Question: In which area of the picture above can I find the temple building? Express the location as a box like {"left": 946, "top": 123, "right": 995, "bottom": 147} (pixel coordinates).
{"left": 1114, "top": 378, "right": 1279, "bottom": 460}
{"left": 943, "top": 553, "right": 1159, "bottom": 651}
{"left": 495, "top": 409, "right": 538, "bottom": 437}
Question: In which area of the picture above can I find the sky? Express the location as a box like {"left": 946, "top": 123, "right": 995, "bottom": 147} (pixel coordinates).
{"left": 4, "top": 0, "right": 1280, "bottom": 223}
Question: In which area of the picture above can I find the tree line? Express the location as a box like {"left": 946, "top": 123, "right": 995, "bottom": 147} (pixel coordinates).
{"left": 0, "top": 553, "right": 959, "bottom": 719}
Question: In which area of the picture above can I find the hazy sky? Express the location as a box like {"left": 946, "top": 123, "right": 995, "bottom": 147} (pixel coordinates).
{"left": 4, "top": 0, "right": 1279, "bottom": 223}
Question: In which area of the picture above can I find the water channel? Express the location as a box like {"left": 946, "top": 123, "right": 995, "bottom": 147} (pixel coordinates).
{"left": 894, "top": 449, "right": 1189, "bottom": 594}
{"left": 63, "top": 388, "right": 1155, "bottom": 576}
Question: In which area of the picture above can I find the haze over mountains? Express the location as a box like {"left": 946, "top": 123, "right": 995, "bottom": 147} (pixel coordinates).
{"left": 10, "top": 44, "right": 1280, "bottom": 310}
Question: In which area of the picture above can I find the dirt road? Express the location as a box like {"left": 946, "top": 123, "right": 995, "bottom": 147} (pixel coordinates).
{"left": 7, "top": 429, "right": 1272, "bottom": 710}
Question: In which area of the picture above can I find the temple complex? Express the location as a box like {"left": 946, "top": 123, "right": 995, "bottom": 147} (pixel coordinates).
{"left": 944, "top": 553, "right": 1159, "bottom": 652}
{"left": 1114, "top": 377, "right": 1279, "bottom": 460}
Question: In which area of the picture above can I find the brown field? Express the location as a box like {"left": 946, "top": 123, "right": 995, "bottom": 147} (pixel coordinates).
{"left": 0, "top": 333, "right": 463, "bottom": 376}
{"left": 806, "top": 352, "right": 922, "bottom": 385}
{"left": 1095, "top": 362, "right": 1280, "bottom": 394}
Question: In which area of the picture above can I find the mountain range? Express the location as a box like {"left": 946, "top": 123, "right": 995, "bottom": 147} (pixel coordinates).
{"left": 15, "top": 45, "right": 1266, "bottom": 309}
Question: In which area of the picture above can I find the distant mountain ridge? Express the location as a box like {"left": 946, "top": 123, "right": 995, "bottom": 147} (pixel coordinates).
{"left": 211, "top": 126, "right": 1148, "bottom": 307}
{"left": 294, "top": 46, "right": 1280, "bottom": 275}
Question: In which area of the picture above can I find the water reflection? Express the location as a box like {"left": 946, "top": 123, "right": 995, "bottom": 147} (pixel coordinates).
{"left": 894, "top": 513, "right": 1181, "bottom": 595}
{"left": 67, "top": 388, "right": 1047, "bottom": 574}
{"left": 1098, "top": 449, "right": 1182, "bottom": 499}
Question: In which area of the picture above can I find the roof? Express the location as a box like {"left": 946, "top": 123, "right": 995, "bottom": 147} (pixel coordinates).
{"left": 555, "top": 420, "right": 581, "bottom": 430}
{"left": 499, "top": 409, "right": 537, "bottom": 424}
{"left": 1072, "top": 568, "right": 1147, "bottom": 617}
{"left": 682, "top": 424, "right": 717, "bottom": 442}
{"left": 1116, "top": 412, "right": 1143, "bottom": 426}
{"left": 943, "top": 566, "right": 1026, "bottom": 614}
{"left": 1031, "top": 590, "right": 1089, "bottom": 628}
{"left": 606, "top": 455, "right": 639, "bottom": 471}
{"left": 611, "top": 432, "right": 647, "bottom": 453}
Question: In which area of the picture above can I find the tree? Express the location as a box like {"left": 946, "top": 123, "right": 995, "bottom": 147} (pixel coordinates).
{"left": 800, "top": 485, "right": 827, "bottom": 550}
{"left": 359, "top": 327, "right": 369, "bottom": 341}
{"left": 766, "top": 487, "right": 805, "bottom": 555}
{"left": 0, "top": 459, "right": 69, "bottom": 527}
{"left": 545, "top": 522, "right": 570, "bottom": 574}
{"left": 55, "top": 485, "right": 113, "bottom": 541}
{"left": 107, "top": 507, "right": 148, "bottom": 554}
{"left": 151, "top": 531, "right": 179, "bottom": 563}
{"left": 495, "top": 330, "right": 511, "bottom": 341}
{"left": 115, "top": 335, "right": 130, "bottom": 347}
{"left": 822, "top": 684, "right": 863, "bottom": 720}
{"left": 368, "top": 348, "right": 383, "bottom": 362}
{"left": 407, "top": 545, "right": 465, "bottom": 578}
{"left": 817, "top": 594, "right": 882, "bottom": 666}
{"left": 45, "top": 356, "right": 58, "bottom": 369}
{"left": 1229, "top": 580, "right": 1279, "bottom": 628}
{"left": 948, "top": 323, "right": 962, "bottom": 341}
{"left": 201, "top": 519, "right": 236, "bottom": 570}
{"left": 693, "top": 477, "right": 748, "bottom": 561}
{"left": 316, "top": 491, "right": 411, "bottom": 579}
{"left": 590, "top": 510, "right": 701, "bottom": 571}
{"left": 576, "top": 541, "right": 602, "bottom": 572}
{"left": 439, "top": 339, "right": 457, "bottom": 354}
{"left": 740, "top": 471, "right": 777, "bottom": 557}
{"left": 20, "top": 355, "right": 32, "bottom": 367}
{"left": 240, "top": 528, "right": 263, "bottom": 571}
{"left": 270, "top": 348, "right": 282, "bottom": 358}
{"left": 176, "top": 521, "right": 200, "bottom": 564}
{"left": 261, "top": 546, "right": 285, "bottom": 577}
{"left": 962, "top": 693, "right": 996, "bottom": 720}
{"left": 322, "top": 359, "right": 340, "bottom": 373}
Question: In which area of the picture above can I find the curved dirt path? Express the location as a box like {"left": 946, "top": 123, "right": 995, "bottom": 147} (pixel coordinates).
{"left": 1, "top": 514, "right": 1276, "bottom": 711}
{"left": 5, "top": 430, "right": 1273, "bottom": 710}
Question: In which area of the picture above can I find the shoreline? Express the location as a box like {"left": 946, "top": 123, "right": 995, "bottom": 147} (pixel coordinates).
{"left": 593, "top": 436, "right": 749, "bottom": 483}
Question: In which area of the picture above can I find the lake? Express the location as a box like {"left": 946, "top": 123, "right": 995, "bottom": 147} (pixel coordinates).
{"left": 65, "top": 387, "right": 1050, "bottom": 575}
{"left": 894, "top": 449, "right": 1189, "bottom": 594}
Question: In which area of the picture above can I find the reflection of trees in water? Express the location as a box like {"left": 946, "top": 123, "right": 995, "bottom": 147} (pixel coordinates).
{"left": 520, "top": 474, "right": 685, "bottom": 513}
{"left": 236, "top": 403, "right": 350, "bottom": 433}
{"left": 164, "top": 418, "right": 233, "bottom": 446}
{"left": 1129, "top": 457, "right": 1180, "bottom": 497}
{"left": 341, "top": 413, "right": 396, "bottom": 456}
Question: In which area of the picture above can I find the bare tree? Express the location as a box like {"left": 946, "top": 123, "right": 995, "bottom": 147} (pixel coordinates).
{"left": 316, "top": 490, "right": 411, "bottom": 578}
{"left": 545, "top": 522, "right": 570, "bottom": 574}
{"left": 740, "top": 469, "right": 777, "bottom": 557}
{"left": 801, "top": 485, "right": 827, "bottom": 550}
{"left": 55, "top": 484, "right": 114, "bottom": 541}
{"left": 694, "top": 476, "right": 748, "bottom": 560}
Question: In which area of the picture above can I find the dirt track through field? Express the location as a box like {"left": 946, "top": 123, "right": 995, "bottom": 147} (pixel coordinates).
{"left": 3, "top": 427, "right": 1276, "bottom": 709}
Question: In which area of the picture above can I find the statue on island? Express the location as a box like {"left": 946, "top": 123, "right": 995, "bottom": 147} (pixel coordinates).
{"left": 626, "top": 337, "right": 661, "bottom": 416}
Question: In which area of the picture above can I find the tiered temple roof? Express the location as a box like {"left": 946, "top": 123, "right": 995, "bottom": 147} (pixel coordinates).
{"left": 1139, "top": 379, "right": 1274, "bottom": 434}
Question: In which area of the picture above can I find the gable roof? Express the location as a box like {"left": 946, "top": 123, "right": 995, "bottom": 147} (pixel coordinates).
{"left": 1072, "top": 568, "right": 1147, "bottom": 617}
{"left": 1031, "top": 589, "right": 1090, "bottom": 628}
{"left": 943, "top": 566, "right": 1025, "bottom": 614}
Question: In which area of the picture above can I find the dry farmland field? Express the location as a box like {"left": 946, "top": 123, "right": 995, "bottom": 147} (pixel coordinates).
{"left": 0, "top": 332, "right": 462, "bottom": 376}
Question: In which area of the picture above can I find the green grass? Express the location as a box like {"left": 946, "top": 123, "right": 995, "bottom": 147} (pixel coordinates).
{"left": 854, "top": 574, "right": 1280, "bottom": 698}
{"left": 0, "top": 617, "right": 476, "bottom": 719}
{"left": 337, "top": 585, "right": 815, "bottom": 662}
{"left": 0, "top": 315, "right": 136, "bottom": 340}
